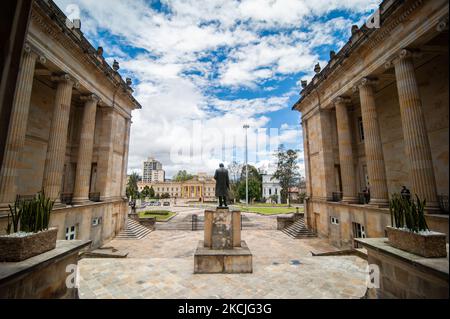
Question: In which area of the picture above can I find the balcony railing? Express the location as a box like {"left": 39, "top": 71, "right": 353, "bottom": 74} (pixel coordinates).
{"left": 331, "top": 192, "right": 343, "bottom": 202}
{"left": 358, "top": 192, "right": 370, "bottom": 204}
{"left": 89, "top": 192, "right": 101, "bottom": 202}
{"left": 438, "top": 195, "right": 449, "bottom": 214}
{"left": 15, "top": 194, "right": 36, "bottom": 202}
{"left": 60, "top": 193, "right": 73, "bottom": 205}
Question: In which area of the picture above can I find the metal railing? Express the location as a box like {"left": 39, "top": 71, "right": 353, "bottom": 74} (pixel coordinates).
{"left": 331, "top": 192, "right": 343, "bottom": 202}
{"left": 15, "top": 194, "right": 36, "bottom": 202}
{"left": 357, "top": 192, "right": 370, "bottom": 204}
{"left": 438, "top": 195, "right": 449, "bottom": 214}
{"left": 89, "top": 192, "right": 101, "bottom": 202}
{"left": 192, "top": 214, "right": 198, "bottom": 231}
{"left": 60, "top": 192, "right": 73, "bottom": 205}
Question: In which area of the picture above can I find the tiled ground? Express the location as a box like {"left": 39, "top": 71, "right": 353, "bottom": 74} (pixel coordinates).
{"left": 78, "top": 211, "right": 369, "bottom": 299}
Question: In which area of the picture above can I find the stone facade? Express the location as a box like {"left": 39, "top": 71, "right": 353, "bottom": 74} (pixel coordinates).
{"left": 0, "top": 0, "right": 141, "bottom": 249}
{"left": 293, "top": 0, "right": 449, "bottom": 248}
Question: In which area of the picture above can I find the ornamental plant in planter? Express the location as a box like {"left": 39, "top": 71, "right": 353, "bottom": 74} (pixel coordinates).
{"left": 0, "top": 192, "right": 57, "bottom": 262}
{"left": 387, "top": 194, "right": 446, "bottom": 258}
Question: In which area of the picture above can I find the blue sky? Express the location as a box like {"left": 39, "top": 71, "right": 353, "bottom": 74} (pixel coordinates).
{"left": 55, "top": 0, "right": 380, "bottom": 177}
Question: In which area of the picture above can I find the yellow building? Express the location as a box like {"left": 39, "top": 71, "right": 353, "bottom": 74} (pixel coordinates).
{"left": 138, "top": 174, "right": 216, "bottom": 202}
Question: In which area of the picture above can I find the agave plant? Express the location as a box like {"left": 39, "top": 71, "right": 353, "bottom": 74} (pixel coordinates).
{"left": 389, "top": 193, "right": 428, "bottom": 233}
{"left": 7, "top": 199, "right": 23, "bottom": 234}
{"left": 5, "top": 191, "right": 55, "bottom": 234}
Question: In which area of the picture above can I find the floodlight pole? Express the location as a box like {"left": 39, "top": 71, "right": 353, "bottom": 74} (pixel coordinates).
{"left": 243, "top": 124, "right": 250, "bottom": 209}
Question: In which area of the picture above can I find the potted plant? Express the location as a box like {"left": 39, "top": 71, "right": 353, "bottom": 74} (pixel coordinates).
{"left": 387, "top": 194, "right": 446, "bottom": 258}
{"left": 0, "top": 191, "right": 57, "bottom": 262}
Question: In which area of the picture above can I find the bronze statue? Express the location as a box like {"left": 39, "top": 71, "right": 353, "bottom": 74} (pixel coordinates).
{"left": 214, "top": 163, "right": 230, "bottom": 207}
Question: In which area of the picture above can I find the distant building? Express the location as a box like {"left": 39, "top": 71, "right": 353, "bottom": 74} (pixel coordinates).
{"left": 142, "top": 157, "right": 165, "bottom": 183}
{"left": 261, "top": 174, "right": 281, "bottom": 204}
{"left": 138, "top": 174, "right": 216, "bottom": 202}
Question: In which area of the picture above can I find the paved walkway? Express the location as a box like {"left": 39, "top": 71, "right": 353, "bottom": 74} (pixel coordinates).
{"left": 78, "top": 213, "right": 369, "bottom": 299}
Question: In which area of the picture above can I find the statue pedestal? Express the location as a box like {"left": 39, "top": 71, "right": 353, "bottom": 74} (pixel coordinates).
{"left": 194, "top": 207, "right": 252, "bottom": 273}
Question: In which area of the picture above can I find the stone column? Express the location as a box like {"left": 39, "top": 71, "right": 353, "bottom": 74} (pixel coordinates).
{"left": 301, "top": 119, "right": 312, "bottom": 198}
{"left": 72, "top": 94, "right": 100, "bottom": 204}
{"left": 334, "top": 97, "right": 357, "bottom": 202}
{"left": 120, "top": 118, "right": 131, "bottom": 198}
{"left": 355, "top": 78, "right": 389, "bottom": 206}
{"left": 392, "top": 49, "right": 439, "bottom": 208}
{"left": 97, "top": 108, "right": 115, "bottom": 201}
{"left": 42, "top": 74, "right": 77, "bottom": 202}
{"left": 0, "top": 44, "right": 44, "bottom": 206}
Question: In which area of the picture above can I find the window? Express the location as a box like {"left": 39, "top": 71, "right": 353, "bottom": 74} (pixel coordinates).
{"left": 65, "top": 225, "right": 77, "bottom": 240}
{"left": 275, "top": 188, "right": 278, "bottom": 195}
{"left": 92, "top": 217, "right": 102, "bottom": 226}
{"left": 330, "top": 217, "right": 339, "bottom": 225}
{"left": 352, "top": 222, "right": 366, "bottom": 238}
{"left": 358, "top": 117, "right": 365, "bottom": 142}
{"left": 269, "top": 188, "right": 272, "bottom": 195}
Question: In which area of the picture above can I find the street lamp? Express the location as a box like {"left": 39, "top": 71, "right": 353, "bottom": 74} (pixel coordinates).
{"left": 243, "top": 124, "right": 250, "bottom": 209}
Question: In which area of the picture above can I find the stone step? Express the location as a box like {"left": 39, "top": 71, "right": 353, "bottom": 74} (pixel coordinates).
{"left": 281, "top": 217, "right": 317, "bottom": 239}
{"left": 116, "top": 219, "right": 153, "bottom": 240}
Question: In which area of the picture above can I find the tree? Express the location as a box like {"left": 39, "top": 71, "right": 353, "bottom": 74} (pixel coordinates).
{"left": 149, "top": 186, "right": 155, "bottom": 198}
{"left": 237, "top": 164, "right": 262, "bottom": 202}
{"left": 141, "top": 185, "right": 151, "bottom": 198}
{"left": 126, "top": 172, "right": 140, "bottom": 200}
{"left": 228, "top": 161, "right": 243, "bottom": 183}
{"left": 173, "top": 170, "right": 194, "bottom": 182}
{"left": 272, "top": 145, "right": 300, "bottom": 205}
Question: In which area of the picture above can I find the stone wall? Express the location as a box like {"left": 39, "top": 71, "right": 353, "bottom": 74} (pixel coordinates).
{"left": 359, "top": 238, "right": 449, "bottom": 299}
{"left": 306, "top": 200, "right": 448, "bottom": 249}
{"left": 0, "top": 200, "right": 127, "bottom": 249}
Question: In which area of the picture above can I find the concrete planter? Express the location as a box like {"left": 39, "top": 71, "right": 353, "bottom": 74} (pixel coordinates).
{"left": 386, "top": 226, "right": 447, "bottom": 258}
{"left": 0, "top": 228, "right": 58, "bottom": 262}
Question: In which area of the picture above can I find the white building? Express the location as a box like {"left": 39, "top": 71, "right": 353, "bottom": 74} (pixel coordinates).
{"left": 262, "top": 174, "right": 281, "bottom": 204}
{"left": 142, "top": 157, "right": 165, "bottom": 183}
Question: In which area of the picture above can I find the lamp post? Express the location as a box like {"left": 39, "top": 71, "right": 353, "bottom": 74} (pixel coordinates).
{"left": 243, "top": 124, "right": 249, "bottom": 209}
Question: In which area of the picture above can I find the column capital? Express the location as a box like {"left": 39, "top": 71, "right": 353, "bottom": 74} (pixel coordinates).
{"left": 23, "top": 42, "right": 46, "bottom": 65}
{"left": 436, "top": 16, "right": 448, "bottom": 32}
{"left": 51, "top": 73, "right": 80, "bottom": 89}
{"left": 80, "top": 93, "right": 101, "bottom": 103}
{"left": 352, "top": 77, "right": 378, "bottom": 92}
{"left": 333, "top": 96, "right": 351, "bottom": 106}
{"left": 385, "top": 49, "right": 422, "bottom": 69}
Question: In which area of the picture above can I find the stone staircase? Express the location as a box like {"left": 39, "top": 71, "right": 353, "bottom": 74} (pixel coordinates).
{"left": 282, "top": 217, "right": 317, "bottom": 239}
{"left": 116, "top": 218, "right": 152, "bottom": 239}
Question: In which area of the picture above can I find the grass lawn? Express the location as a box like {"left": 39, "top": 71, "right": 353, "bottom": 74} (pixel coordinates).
{"left": 244, "top": 203, "right": 289, "bottom": 207}
{"left": 234, "top": 206, "right": 303, "bottom": 215}
{"left": 139, "top": 210, "right": 176, "bottom": 221}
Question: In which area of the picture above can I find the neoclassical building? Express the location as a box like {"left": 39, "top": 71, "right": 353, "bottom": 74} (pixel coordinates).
{"left": 0, "top": 0, "right": 141, "bottom": 247}
{"left": 138, "top": 174, "right": 216, "bottom": 202}
{"left": 293, "top": 0, "right": 448, "bottom": 248}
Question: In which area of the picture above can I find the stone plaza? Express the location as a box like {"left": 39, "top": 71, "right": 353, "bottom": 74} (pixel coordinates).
{"left": 78, "top": 210, "right": 369, "bottom": 299}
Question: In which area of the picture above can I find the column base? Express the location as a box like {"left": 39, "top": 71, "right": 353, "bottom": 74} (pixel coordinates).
{"left": 368, "top": 198, "right": 389, "bottom": 208}
{"left": 341, "top": 196, "right": 358, "bottom": 204}
{"left": 0, "top": 202, "right": 13, "bottom": 212}
{"left": 71, "top": 197, "right": 91, "bottom": 205}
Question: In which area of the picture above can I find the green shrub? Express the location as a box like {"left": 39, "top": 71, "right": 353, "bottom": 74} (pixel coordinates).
{"left": 7, "top": 191, "right": 55, "bottom": 234}
{"left": 389, "top": 193, "right": 428, "bottom": 232}
{"left": 143, "top": 210, "right": 170, "bottom": 216}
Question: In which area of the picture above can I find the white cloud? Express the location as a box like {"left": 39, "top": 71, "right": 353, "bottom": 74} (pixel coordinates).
{"left": 55, "top": 0, "right": 381, "bottom": 177}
